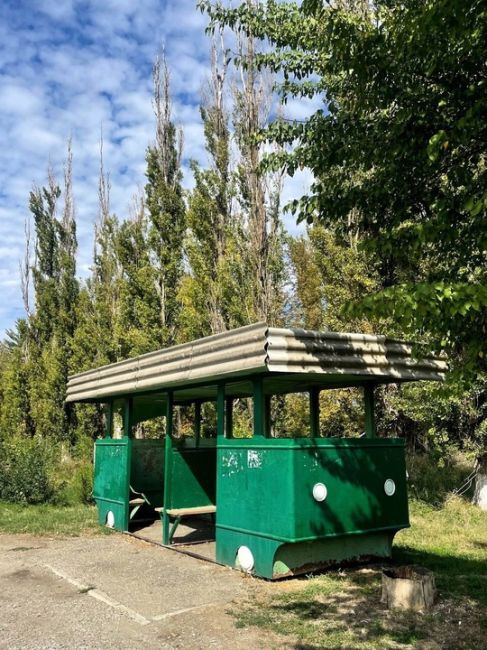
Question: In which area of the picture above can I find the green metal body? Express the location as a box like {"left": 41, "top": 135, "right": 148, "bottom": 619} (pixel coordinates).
{"left": 92, "top": 379, "right": 409, "bottom": 578}
{"left": 93, "top": 437, "right": 216, "bottom": 533}
{"left": 130, "top": 439, "right": 165, "bottom": 507}
{"left": 215, "top": 437, "right": 408, "bottom": 578}
{"left": 93, "top": 437, "right": 132, "bottom": 531}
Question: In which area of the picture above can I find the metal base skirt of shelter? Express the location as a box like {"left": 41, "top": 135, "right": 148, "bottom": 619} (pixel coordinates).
{"left": 217, "top": 527, "right": 399, "bottom": 580}
{"left": 122, "top": 515, "right": 398, "bottom": 580}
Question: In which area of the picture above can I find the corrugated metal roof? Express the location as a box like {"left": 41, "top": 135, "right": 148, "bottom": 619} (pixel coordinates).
{"left": 66, "top": 322, "right": 447, "bottom": 403}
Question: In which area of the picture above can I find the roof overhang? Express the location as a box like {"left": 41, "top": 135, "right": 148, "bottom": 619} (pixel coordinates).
{"left": 66, "top": 322, "right": 447, "bottom": 404}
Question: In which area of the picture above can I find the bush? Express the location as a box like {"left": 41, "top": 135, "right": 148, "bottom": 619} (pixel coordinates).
{"left": 70, "top": 462, "right": 94, "bottom": 505}
{"left": 407, "top": 452, "right": 472, "bottom": 506}
{"left": 0, "top": 436, "right": 56, "bottom": 504}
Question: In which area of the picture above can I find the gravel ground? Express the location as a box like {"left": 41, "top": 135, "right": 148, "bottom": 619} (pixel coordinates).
{"left": 0, "top": 532, "right": 279, "bottom": 650}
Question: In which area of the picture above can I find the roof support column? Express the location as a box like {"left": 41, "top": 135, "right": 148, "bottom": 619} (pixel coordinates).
{"left": 252, "top": 377, "right": 268, "bottom": 437}
{"left": 216, "top": 383, "right": 225, "bottom": 438}
{"left": 225, "top": 398, "right": 233, "bottom": 438}
{"left": 364, "top": 385, "right": 377, "bottom": 438}
{"left": 162, "top": 391, "right": 174, "bottom": 545}
{"left": 122, "top": 397, "right": 134, "bottom": 531}
{"left": 123, "top": 397, "right": 133, "bottom": 438}
{"left": 310, "top": 388, "right": 320, "bottom": 438}
{"left": 194, "top": 401, "right": 201, "bottom": 448}
{"left": 104, "top": 402, "right": 113, "bottom": 439}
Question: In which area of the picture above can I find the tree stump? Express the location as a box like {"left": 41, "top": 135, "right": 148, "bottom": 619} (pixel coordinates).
{"left": 381, "top": 566, "right": 435, "bottom": 611}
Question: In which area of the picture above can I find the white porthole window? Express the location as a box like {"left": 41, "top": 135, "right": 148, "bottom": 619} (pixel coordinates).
{"left": 384, "top": 479, "right": 396, "bottom": 496}
{"left": 106, "top": 511, "right": 115, "bottom": 528}
{"left": 237, "top": 546, "right": 254, "bottom": 573}
{"left": 313, "top": 483, "right": 328, "bottom": 502}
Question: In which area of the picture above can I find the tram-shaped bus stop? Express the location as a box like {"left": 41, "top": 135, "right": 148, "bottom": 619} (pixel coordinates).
{"left": 66, "top": 323, "right": 446, "bottom": 579}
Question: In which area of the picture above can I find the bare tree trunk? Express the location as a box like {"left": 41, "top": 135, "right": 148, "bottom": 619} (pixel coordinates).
{"left": 20, "top": 219, "right": 32, "bottom": 316}
{"left": 473, "top": 457, "right": 487, "bottom": 510}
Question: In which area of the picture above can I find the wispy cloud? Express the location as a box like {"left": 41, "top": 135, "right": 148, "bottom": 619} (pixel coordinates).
{"left": 0, "top": 0, "right": 311, "bottom": 338}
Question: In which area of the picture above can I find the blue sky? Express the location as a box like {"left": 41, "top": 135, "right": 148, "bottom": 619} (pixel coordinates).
{"left": 0, "top": 0, "right": 312, "bottom": 338}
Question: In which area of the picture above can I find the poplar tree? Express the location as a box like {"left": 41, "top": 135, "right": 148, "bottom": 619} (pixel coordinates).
{"left": 232, "top": 15, "right": 286, "bottom": 324}
{"left": 71, "top": 137, "right": 122, "bottom": 372}
{"left": 1, "top": 143, "right": 80, "bottom": 442}
{"left": 145, "top": 54, "right": 186, "bottom": 347}
{"left": 179, "top": 35, "right": 248, "bottom": 339}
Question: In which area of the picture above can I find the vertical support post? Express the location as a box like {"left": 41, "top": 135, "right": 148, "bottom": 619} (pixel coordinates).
{"left": 264, "top": 395, "right": 271, "bottom": 437}
{"left": 225, "top": 398, "right": 233, "bottom": 438}
{"left": 194, "top": 401, "right": 201, "bottom": 448}
{"left": 310, "top": 388, "right": 320, "bottom": 438}
{"left": 364, "top": 384, "right": 377, "bottom": 438}
{"left": 123, "top": 397, "right": 133, "bottom": 438}
{"left": 122, "top": 397, "right": 133, "bottom": 531}
{"left": 163, "top": 391, "right": 174, "bottom": 544}
{"left": 104, "top": 402, "right": 113, "bottom": 439}
{"left": 252, "top": 377, "right": 266, "bottom": 437}
{"left": 216, "top": 383, "right": 225, "bottom": 438}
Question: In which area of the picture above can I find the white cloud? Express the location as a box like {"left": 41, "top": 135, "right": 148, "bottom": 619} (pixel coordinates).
{"left": 0, "top": 0, "right": 311, "bottom": 338}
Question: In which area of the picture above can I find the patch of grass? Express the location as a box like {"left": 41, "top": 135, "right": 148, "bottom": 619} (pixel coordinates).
{"left": 233, "top": 498, "right": 487, "bottom": 649}
{"left": 0, "top": 501, "right": 110, "bottom": 536}
{"left": 395, "top": 496, "right": 487, "bottom": 606}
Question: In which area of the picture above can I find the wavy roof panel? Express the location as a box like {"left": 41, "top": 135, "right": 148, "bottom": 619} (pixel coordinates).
{"left": 66, "top": 322, "right": 447, "bottom": 402}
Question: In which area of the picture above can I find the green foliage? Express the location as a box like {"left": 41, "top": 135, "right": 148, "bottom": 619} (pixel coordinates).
{"left": 0, "top": 437, "right": 56, "bottom": 504}
{"left": 62, "top": 462, "right": 94, "bottom": 505}
{"left": 381, "top": 378, "right": 487, "bottom": 459}
{"left": 406, "top": 452, "right": 471, "bottom": 506}
{"left": 201, "top": 0, "right": 486, "bottom": 372}
{"left": 289, "top": 224, "right": 382, "bottom": 332}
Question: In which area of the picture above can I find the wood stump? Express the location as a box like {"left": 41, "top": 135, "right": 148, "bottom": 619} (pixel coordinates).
{"left": 381, "top": 566, "right": 435, "bottom": 611}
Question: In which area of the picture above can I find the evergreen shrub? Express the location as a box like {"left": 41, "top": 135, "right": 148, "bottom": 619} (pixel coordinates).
{"left": 0, "top": 437, "right": 56, "bottom": 504}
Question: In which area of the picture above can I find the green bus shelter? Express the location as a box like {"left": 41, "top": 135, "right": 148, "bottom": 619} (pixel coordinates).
{"left": 66, "top": 323, "right": 446, "bottom": 579}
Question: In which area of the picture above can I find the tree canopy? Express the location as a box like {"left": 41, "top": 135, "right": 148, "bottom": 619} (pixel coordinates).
{"left": 201, "top": 0, "right": 487, "bottom": 372}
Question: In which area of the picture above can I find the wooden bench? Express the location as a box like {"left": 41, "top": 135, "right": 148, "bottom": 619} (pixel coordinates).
{"left": 154, "top": 505, "right": 216, "bottom": 516}
{"left": 154, "top": 505, "right": 216, "bottom": 543}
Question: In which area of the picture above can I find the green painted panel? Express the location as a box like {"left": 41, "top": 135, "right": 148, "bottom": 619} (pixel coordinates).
{"left": 93, "top": 438, "right": 131, "bottom": 531}
{"left": 130, "top": 439, "right": 165, "bottom": 507}
{"left": 217, "top": 442, "right": 296, "bottom": 540}
{"left": 292, "top": 440, "right": 408, "bottom": 540}
{"left": 215, "top": 437, "right": 408, "bottom": 578}
{"left": 216, "top": 526, "right": 281, "bottom": 579}
{"left": 216, "top": 438, "right": 408, "bottom": 544}
{"left": 167, "top": 442, "right": 217, "bottom": 510}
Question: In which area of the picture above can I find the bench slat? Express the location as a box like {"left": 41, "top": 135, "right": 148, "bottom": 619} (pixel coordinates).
{"left": 154, "top": 505, "right": 216, "bottom": 516}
